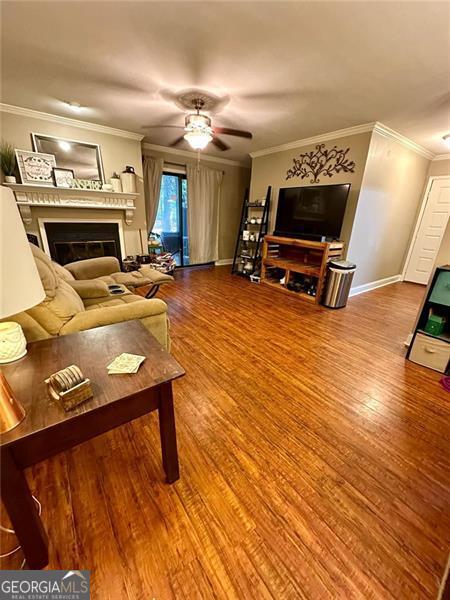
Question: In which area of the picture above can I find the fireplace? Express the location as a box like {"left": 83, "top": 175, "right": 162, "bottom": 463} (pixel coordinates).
{"left": 42, "top": 221, "right": 123, "bottom": 265}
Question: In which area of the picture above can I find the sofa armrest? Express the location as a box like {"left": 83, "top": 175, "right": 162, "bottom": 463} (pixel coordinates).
{"left": 59, "top": 299, "right": 168, "bottom": 335}
{"left": 65, "top": 256, "right": 121, "bottom": 280}
{"left": 68, "top": 279, "right": 110, "bottom": 299}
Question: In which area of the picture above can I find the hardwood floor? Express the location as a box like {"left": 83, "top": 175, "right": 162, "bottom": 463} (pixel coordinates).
{"left": 1, "top": 267, "right": 449, "bottom": 599}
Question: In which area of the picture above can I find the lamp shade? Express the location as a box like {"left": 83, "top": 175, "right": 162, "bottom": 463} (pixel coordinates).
{"left": 0, "top": 187, "right": 45, "bottom": 319}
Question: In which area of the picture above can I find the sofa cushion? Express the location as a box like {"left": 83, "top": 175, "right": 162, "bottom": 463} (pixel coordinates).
{"left": 65, "top": 256, "right": 121, "bottom": 280}
{"left": 28, "top": 244, "right": 85, "bottom": 335}
{"left": 68, "top": 279, "right": 110, "bottom": 299}
{"left": 138, "top": 266, "right": 174, "bottom": 284}
{"left": 85, "top": 294, "right": 145, "bottom": 310}
{"left": 53, "top": 262, "right": 75, "bottom": 282}
{"left": 98, "top": 269, "right": 173, "bottom": 288}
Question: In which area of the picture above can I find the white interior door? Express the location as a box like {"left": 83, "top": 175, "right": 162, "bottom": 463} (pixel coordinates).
{"left": 404, "top": 177, "right": 450, "bottom": 284}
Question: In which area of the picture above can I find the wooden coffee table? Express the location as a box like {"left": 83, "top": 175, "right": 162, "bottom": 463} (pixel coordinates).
{"left": 0, "top": 320, "right": 185, "bottom": 569}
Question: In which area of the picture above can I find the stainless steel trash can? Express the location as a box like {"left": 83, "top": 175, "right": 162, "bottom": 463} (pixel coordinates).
{"left": 323, "top": 260, "right": 356, "bottom": 308}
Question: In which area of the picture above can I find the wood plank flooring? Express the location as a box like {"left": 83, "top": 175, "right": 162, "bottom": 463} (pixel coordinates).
{"left": 1, "top": 266, "right": 449, "bottom": 599}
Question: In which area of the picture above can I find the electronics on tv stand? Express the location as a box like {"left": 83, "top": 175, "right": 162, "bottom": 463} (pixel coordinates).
{"left": 274, "top": 183, "right": 351, "bottom": 242}
{"left": 272, "top": 231, "right": 341, "bottom": 243}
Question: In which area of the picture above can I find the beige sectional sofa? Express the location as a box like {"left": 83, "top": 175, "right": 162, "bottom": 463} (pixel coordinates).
{"left": 6, "top": 244, "right": 170, "bottom": 349}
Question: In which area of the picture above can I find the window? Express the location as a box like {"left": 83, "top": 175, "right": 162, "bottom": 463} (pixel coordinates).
{"left": 153, "top": 172, "right": 190, "bottom": 266}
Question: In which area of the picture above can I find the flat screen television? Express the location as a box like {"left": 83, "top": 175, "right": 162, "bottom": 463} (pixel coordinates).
{"left": 274, "top": 183, "right": 351, "bottom": 240}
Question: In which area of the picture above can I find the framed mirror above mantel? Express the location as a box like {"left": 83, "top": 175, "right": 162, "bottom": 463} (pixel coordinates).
{"left": 31, "top": 133, "right": 105, "bottom": 182}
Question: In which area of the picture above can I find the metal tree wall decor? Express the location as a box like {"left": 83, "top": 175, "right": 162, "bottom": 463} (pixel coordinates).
{"left": 286, "top": 143, "right": 355, "bottom": 184}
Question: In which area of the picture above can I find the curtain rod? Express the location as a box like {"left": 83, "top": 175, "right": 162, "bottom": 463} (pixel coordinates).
{"left": 164, "top": 160, "right": 224, "bottom": 174}
{"left": 143, "top": 155, "right": 224, "bottom": 174}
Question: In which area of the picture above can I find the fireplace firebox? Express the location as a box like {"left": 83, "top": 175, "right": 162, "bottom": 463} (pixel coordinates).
{"left": 43, "top": 222, "right": 122, "bottom": 265}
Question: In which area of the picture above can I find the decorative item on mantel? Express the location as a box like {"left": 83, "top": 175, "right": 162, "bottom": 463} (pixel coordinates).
{"left": 52, "top": 167, "right": 75, "bottom": 188}
{"left": 121, "top": 165, "right": 136, "bottom": 193}
{"left": 0, "top": 140, "right": 17, "bottom": 183}
{"left": 72, "top": 178, "right": 102, "bottom": 190}
{"left": 286, "top": 143, "right": 355, "bottom": 184}
{"left": 111, "top": 171, "right": 122, "bottom": 193}
{"left": 15, "top": 149, "right": 56, "bottom": 186}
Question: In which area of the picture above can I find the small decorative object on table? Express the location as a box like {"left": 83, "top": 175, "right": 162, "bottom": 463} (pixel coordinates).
{"left": 107, "top": 353, "right": 146, "bottom": 374}
{"left": 46, "top": 364, "right": 93, "bottom": 411}
{"left": 52, "top": 167, "right": 75, "bottom": 188}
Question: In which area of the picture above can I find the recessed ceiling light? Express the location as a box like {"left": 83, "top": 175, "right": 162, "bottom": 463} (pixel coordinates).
{"left": 65, "top": 101, "right": 82, "bottom": 113}
{"left": 443, "top": 134, "right": 450, "bottom": 148}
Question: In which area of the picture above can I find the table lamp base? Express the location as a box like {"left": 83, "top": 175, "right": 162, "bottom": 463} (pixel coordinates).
{"left": 0, "top": 371, "right": 26, "bottom": 433}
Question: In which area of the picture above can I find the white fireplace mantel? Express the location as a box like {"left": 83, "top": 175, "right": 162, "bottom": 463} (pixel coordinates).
{"left": 4, "top": 183, "right": 138, "bottom": 225}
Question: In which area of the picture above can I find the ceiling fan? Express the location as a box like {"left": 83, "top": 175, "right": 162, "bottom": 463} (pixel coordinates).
{"left": 147, "top": 98, "right": 253, "bottom": 152}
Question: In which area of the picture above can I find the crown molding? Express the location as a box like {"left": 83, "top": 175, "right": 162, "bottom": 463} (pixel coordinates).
{"left": 372, "top": 122, "right": 435, "bottom": 160}
{"left": 0, "top": 103, "right": 144, "bottom": 141}
{"left": 142, "top": 142, "right": 250, "bottom": 168}
{"left": 432, "top": 153, "right": 450, "bottom": 161}
{"left": 250, "top": 121, "right": 436, "bottom": 161}
{"left": 249, "top": 122, "right": 376, "bottom": 158}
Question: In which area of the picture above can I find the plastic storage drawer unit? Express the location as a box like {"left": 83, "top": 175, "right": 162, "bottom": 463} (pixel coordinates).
{"left": 429, "top": 271, "right": 450, "bottom": 306}
{"left": 409, "top": 333, "right": 450, "bottom": 373}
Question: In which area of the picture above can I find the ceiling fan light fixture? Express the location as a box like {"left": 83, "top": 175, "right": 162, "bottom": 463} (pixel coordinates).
{"left": 185, "top": 113, "right": 211, "bottom": 129}
{"left": 184, "top": 128, "right": 213, "bottom": 150}
{"left": 184, "top": 113, "right": 213, "bottom": 150}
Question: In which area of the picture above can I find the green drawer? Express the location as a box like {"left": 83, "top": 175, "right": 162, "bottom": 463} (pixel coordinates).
{"left": 430, "top": 271, "right": 450, "bottom": 306}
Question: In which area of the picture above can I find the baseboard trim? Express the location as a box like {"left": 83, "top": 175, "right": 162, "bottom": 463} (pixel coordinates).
{"left": 215, "top": 258, "right": 234, "bottom": 266}
{"left": 349, "top": 274, "right": 402, "bottom": 297}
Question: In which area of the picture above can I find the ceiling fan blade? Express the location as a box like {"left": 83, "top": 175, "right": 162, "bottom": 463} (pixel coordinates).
{"left": 169, "top": 136, "right": 186, "bottom": 147}
{"left": 142, "top": 124, "right": 184, "bottom": 130}
{"left": 212, "top": 137, "right": 230, "bottom": 151}
{"left": 213, "top": 127, "right": 253, "bottom": 139}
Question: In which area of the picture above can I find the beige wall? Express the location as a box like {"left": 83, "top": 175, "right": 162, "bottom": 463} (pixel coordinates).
{"left": 142, "top": 146, "right": 250, "bottom": 261}
{"left": 347, "top": 131, "right": 430, "bottom": 287}
{"left": 1, "top": 110, "right": 146, "bottom": 255}
{"left": 249, "top": 130, "right": 433, "bottom": 289}
{"left": 249, "top": 132, "right": 372, "bottom": 248}
{"left": 428, "top": 158, "right": 450, "bottom": 177}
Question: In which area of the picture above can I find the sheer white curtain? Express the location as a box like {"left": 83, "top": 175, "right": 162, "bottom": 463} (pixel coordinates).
{"left": 186, "top": 164, "right": 223, "bottom": 264}
{"left": 143, "top": 156, "right": 164, "bottom": 233}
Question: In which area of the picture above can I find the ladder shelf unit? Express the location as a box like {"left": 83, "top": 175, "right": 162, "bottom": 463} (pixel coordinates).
{"left": 231, "top": 186, "right": 272, "bottom": 278}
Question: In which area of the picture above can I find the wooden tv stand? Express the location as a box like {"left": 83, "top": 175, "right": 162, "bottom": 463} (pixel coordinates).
{"left": 261, "top": 235, "right": 344, "bottom": 304}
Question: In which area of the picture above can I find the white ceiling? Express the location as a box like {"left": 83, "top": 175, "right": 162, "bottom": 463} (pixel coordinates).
{"left": 1, "top": 1, "right": 449, "bottom": 163}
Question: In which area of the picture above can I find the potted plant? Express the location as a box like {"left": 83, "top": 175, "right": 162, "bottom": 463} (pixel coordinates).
{"left": 0, "top": 141, "right": 17, "bottom": 183}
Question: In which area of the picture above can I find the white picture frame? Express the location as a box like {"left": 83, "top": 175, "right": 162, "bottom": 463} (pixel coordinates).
{"left": 15, "top": 149, "right": 56, "bottom": 186}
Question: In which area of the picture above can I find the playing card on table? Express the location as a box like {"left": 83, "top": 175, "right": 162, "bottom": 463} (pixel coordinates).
{"left": 107, "top": 353, "right": 146, "bottom": 374}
